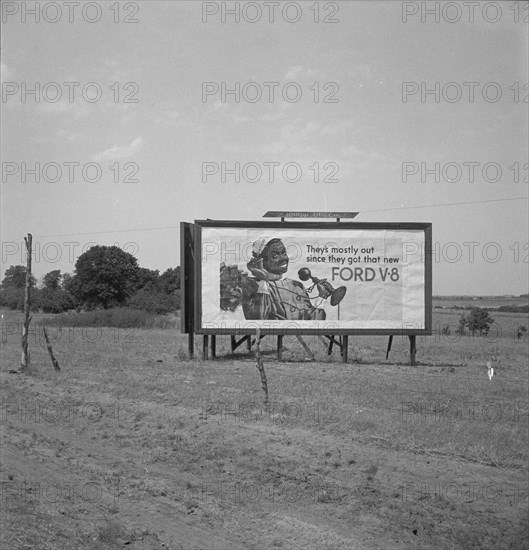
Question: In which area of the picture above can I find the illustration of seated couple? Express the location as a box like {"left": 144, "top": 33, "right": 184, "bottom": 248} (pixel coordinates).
{"left": 241, "top": 237, "right": 345, "bottom": 321}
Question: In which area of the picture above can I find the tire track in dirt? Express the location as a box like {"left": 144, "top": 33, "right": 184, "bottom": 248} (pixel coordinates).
{"left": 2, "top": 372, "right": 527, "bottom": 549}
{"left": 0, "top": 376, "right": 246, "bottom": 549}
{"left": 0, "top": 445, "right": 244, "bottom": 550}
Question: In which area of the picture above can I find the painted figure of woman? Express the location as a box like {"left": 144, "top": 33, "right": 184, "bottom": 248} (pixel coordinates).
{"left": 241, "top": 238, "right": 326, "bottom": 321}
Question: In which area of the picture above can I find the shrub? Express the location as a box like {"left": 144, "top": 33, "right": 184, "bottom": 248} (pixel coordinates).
{"left": 498, "top": 305, "right": 529, "bottom": 313}
{"left": 516, "top": 325, "right": 527, "bottom": 340}
{"left": 39, "top": 288, "right": 75, "bottom": 313}
{"left": 44, "top": 308, "right": 178, "bottom": 329}
{"left": 0, "top": 287, "right": 25, "bottom": 310}
{"left": 128, "top": 285, "right": 180, "bottom": 315}
{"left": 455, "top": 314, "right": 466, "bottom": 335}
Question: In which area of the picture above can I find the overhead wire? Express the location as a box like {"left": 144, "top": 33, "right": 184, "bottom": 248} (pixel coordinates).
{"left": 2, "top": 196, "right": 525, "bottom": 240}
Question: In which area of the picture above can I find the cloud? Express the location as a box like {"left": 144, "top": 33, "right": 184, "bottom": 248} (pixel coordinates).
{"left": 1, "top": 63, "right": 16, "bottom": 81}
{"left": 153, "top": 100, "right": 197, "bottom": 129}
{"left": 37, "top": 100, "right": 90, "bottom": 119}
{"left": 284, "top": 65, "right": 317, "bottom": 80}
{"left": 93, "top": 137, "right": 143, "bottom": 162}
{"left": 55, "top": 128, "right": 85, "bottom": 143}
{"left": 319, "top": 119, "right": 357, "bottom": 138}
{"left": 285, "top": 65, "right": 304, "bottom": 80}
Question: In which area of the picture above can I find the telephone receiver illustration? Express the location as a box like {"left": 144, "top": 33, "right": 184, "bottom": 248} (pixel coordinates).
{"left": 297, "top": 268, "right": 347, "bottom": 306}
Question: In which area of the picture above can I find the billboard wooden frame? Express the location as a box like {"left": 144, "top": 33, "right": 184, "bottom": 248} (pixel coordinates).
{"left": 191, "top": 219, "right": 432, "bottom": 336}
{"left": 180, "top": 222, "right": 197, "bottom": 359}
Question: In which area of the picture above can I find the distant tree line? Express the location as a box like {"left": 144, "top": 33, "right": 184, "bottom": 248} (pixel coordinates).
{"left": 0, "top": 246, "right": 180, "bottom": 315}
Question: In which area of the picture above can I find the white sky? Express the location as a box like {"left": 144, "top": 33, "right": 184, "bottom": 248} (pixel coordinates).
{"left": 1, "top": 1, "right": 528, "bottom": 295}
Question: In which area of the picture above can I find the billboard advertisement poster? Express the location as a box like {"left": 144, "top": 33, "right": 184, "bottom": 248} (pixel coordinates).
{"left": 196, "top": 222, "right": 431, "bottom": 334}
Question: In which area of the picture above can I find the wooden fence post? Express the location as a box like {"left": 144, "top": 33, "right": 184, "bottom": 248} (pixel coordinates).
{"left": 255, "top": 328, "right": 269, "bottom": 407}
{"left": 21, "top": 234, "right": 32, "bottom": 372}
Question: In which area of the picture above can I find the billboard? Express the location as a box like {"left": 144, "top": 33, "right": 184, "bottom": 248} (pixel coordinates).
{"left": 192, "top": 221, "right": 432, "bottom": 335}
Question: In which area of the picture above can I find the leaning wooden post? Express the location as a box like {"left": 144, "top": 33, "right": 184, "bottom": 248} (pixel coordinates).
{"left": 43, "top": 327, "right": 61, "bottom": 372}
{"left": 296, "top": 335, "right": 314, "bottom": 361}
{"left": 21, "top": 233, "right": 32, "bottom": 372}
{"left": 255, "top": 328, "right": 269, "bottom": 408}
{"left": 385, "top": 335, "right": 394, "bottom": 360}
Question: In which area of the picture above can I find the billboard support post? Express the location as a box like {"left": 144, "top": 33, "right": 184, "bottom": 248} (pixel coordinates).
{"left": 277, "top": 335, "right": 283, "bottom": 361}
{"left": 188, "top": 332, "right": 194, "bottom": 359}
{"left": 211, "top": 335, "right": 216, "bottom": 358}
{"left": 342, "top": 335, "right": 349, "bottom": 363}
{"left": 409, "top": 335, "right": 416, "bottom": 366}
{"left": 202, "top": 335, "right": 209, "bottom": 360}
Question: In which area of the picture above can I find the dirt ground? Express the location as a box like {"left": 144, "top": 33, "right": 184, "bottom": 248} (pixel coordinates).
{"left": 1, "top": 315, "right": 528, "bottom": 549}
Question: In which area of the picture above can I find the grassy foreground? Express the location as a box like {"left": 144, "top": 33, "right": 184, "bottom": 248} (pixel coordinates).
{"left": 0, "top": 308, "right": 527, "bottom": 549}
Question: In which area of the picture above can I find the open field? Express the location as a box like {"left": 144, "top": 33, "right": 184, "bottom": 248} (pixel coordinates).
{"left": 1, "top": 308, "right": 528, "bottom": 549}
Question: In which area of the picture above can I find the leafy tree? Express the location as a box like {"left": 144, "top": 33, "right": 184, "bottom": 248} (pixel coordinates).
{"left": 62, "top": 273, "right": 82, "bottom": 309}
{"left": 69, "top": 246, "right": 140, "bottom": 309}
{"left": 0, "top": 266, "right": 36, "bottom": 310}
{"left": 1, "top": 265, "right": 35, "bottom": 289}
{"left": 38, "top": 270, "right": 74, "bottom": 313}
{"left": 135, "top": 268, "right": 160, "bottom": 292}
{"left": 42, "top": 269, "right": 62, "bottom": 290}
{"left": 466, "top": 308, "right": 494, "bottom": 336}
{"left": 159, "top": 267, "right": 180, "bottom": 294}
{"left": 62, "top": 273, "right": 73, "bottom": 291}
{"left": 459, "top": 307, "right": 494, "bottom": 336}
{"left": 39, "top": 287, "right": 75, "bottom": 313}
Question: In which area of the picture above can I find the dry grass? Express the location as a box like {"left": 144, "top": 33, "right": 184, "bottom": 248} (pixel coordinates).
{"left": 0, "top": 306, "right": 527, "bottom": 549}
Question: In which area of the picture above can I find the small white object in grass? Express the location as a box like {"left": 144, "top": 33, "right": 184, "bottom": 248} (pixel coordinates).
{"left": 487, "top": 361, "right": 494, "bottom": 380}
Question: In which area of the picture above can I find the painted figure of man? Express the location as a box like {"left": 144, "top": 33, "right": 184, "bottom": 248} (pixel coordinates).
{"left": 241, "top": 238, "right": 326, "bottom": 321}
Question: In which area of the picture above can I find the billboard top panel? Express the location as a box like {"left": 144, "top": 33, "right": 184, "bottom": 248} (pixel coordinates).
{"left": 263, "top": 211, "right": 359, "bottom": 219}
